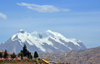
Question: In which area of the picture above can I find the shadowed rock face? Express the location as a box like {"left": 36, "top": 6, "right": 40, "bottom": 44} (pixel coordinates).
{"left": 0, "top": 30, "right": 86, "bottom": 54}
{"left": 39, "top": 34, "right": 43, "bottom": 38}
{"left": 40, "top": 46, "right": 100, "bottom": 64}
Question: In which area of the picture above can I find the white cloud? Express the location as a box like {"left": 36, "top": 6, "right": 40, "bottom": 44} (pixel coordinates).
{"left": 0, "top": 13, "right": 7, "bottom": 20}
{"left": 17, "top": 2, "right": 70, "bottom": 13}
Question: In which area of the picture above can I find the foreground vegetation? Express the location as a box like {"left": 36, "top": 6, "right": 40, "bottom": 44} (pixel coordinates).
{"left": 0, "top": 44, "right": 51, "bottom": 64}
{"left": 0, "top": 59, "right": 47, "bottom": 64}
{"left": 0, "top": 44, "right": 39, "bottom": 60}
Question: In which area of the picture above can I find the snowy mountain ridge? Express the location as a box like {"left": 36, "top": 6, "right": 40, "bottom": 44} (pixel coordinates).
{"left": 1, "top": 29, "right": 86, "bottom": 54}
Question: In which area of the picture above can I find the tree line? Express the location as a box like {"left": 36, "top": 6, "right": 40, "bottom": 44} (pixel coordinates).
{"left": 0, "top": 44, "right": 39, "bottom": 59}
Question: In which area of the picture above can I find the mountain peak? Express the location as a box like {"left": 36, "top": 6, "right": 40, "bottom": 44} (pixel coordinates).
{"left": 46, "top": 30, "right": 58, "bottom": 36}
{"left": 19, "top": 29, "right": 24, "bottom": 31}
{"left": 18, "top": 29, "right": 26, "bottom": 33}
{"left": 1, "top": 29, "right": 86, "bottom": 54}
{"left": 46, "top": 30, "right": 52, "bottom": 32}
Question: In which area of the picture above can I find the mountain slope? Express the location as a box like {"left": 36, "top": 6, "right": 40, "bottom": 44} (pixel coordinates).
{"left": 0, "top": 29, "right": 86, "bottom": 54}
{"left": 40, "top": 46, "right": 100, "bottom": 64}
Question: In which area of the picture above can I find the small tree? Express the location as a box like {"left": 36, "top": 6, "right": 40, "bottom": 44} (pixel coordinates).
{"left": 18, "top": 44, "right": 33, "bottom": 59}
{"left": 0, "top": 52, "right": 2, "bottom": 58}
{"left": 4, "top": 50, "right": 8, "bottom": 58}
{"left": 34, "top": 51, "right": 39, "bottom": 59}
{"left": 18, "top": 51, "right": 24, "bottom": 59}
{"left": 11, "top": 52, "right": 16, "bottom": 59}
{"left": 23, "top": 44, "right": 28, "bottom": 56}
{"left": 28, "top": 52, "right": 32, "bottom": 59}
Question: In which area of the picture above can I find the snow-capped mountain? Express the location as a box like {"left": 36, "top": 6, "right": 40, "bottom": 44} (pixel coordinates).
{"left": 0, "top": 29, "right": 86, "bottom": 54}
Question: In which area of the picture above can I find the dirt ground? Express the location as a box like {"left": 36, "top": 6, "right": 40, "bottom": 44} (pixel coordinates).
{"left": 1, "top": 62, "right": 36, "bottom": 64}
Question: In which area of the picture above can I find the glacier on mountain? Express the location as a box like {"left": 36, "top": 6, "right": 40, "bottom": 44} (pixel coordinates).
{"left": 0, "top": 29, "right": 86, "bottom": 54}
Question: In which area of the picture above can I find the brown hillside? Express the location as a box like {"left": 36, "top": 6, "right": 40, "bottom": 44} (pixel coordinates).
{"left": 40, "top": 46, "right": 100, "bottom": 64}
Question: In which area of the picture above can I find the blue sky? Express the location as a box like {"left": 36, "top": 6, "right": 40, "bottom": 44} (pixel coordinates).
{"left": 0, "top": 0, "right": 100, "bottom": 48}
